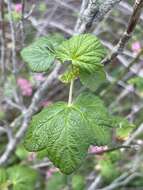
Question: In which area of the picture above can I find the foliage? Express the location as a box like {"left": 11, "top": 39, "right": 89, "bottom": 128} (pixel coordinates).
{"left": 71, "top": 174, "right": 85, "bottom": 190}
{"left": 21, "top": 35, "right": 64, "bottom": 72}
{"left": 0, "top": 0, "right": 141, "bottom": 189}
{"left": 46, "top": 173, "right": 66, "bottom": 190}
{"left": 128, "top": 76, "right": 143, "bottom": 92}
{"left": 24, "top": 93, "right": 114, "bottom": 174}
{"left": 0, "top": 166, "right": 39, "bottom": 190}
{"left": 23, "top": 34, "right": 134, "bottom": 174}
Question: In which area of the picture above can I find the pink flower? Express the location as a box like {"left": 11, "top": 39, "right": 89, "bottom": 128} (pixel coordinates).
{"left": 46, "top": 167, "right": 59, "bottom": 179}
{"left": 131, "top": 41, "right": 141, "bottom": 53}
{"left": 17, "top": 78, "right": 33, "bottom": 96}
{"left": 15, "top": 3, "right": 22, "bottom": 13}
{"left": 34, "top": 74, "right": 45, "bottom": 82}
{"left": 89, "top": 145, "right": 108, "bottom": 154}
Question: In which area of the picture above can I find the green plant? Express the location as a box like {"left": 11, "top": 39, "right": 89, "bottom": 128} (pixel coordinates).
{"left": 0, "top": 166, "right": 39, "bottom": 190}
{"left": 128, "top": 76, "right": 143, "bottom": 92}
{"left": 21, "top": 34, "right": 133, "bottom": 174}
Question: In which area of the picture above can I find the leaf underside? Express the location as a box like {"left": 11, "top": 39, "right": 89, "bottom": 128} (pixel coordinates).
{"left": 24, "top": 93, "right": 113, "bottom": 174}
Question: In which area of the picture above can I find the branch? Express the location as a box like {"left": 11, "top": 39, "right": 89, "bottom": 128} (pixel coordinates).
{"left": 124, "top": 123, "right": 143, "bottom": 146}
{"left": 0, "top": 0, "right": 129, "bottom": 166}
{"left": 0, "top": 0, "right": 6, "bottom": 81}
{"left": 75, "top": 0, "right": 122, "bottom": 33}
{"left": 88, "top": 175, "right": 102, "bottom": 190}
{"left": 7, "top": 0, "right": 17, "bottom": 75}
{"left": 98, "top": 172, "right": 142, "bottom": 190}
{"left": 0, "top": 63, "right": 61, "bottom": 165}
{"left": 103, "top": 0, "right": 143, "bottom": 64}
{"left": 101, "top": 50, "right": 143, "bottom": 96}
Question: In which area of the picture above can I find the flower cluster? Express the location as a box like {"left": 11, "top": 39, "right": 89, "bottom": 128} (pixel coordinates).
{"left": 17, "top": 78, "right": 33, "bottom": 96}
{"left": 89, "top": 145, "right": 108, "bottom": 154}
{"left": 15, "top": 3, "right": 22, "bottom": 13}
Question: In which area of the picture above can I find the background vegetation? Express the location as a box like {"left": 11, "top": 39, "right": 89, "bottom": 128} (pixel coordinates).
{"left": 0, "top": 0, "right": 143, "bottom": 189}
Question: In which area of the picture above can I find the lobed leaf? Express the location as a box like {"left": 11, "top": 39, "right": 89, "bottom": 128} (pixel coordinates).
{"left": 24, "top": 102, "right": 91, "bottom": 174}
{"left": 75, "top": 93, "right": 113, "bottom": 145}
{"left": 21, "top": 36, "right": 62, "bottom": 72}
{"left": 7, "top": 165, "right": 38, "bottom": 190}
{"left": 55, "top": 34, "right": 106, "bottom": 73}
{"left": 24, "top": 93, "right": 114, "bottom": 174}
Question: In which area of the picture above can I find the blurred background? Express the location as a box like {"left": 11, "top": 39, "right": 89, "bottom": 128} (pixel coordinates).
{"left": 0, "top": 0, "right": 143, "bottom": 189}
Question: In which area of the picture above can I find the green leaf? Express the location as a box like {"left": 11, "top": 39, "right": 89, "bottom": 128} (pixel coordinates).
{"left": 24, "top": 102, "right": 92, "bottom": 174}
{"left": 55, "top": 34, "right": 106, "bottom": 73}
{"left": 113, "top": 117, "right": 135, "bottom": 140}
{"left": 21, "top": 36, "right": 61, "bottom": 72}
{"left": 72, "top": 175, "right": 85, "bottom": 190}
{"left": 46, "top": 173, "right": 66, "bottom": 190}
{"left": 75, "top": 93, "right": 113, "bottom": 145}
{"left": 15, "top": 145, "right": 29, "bottom": 160}
{"left": 80, "top": 67, "right": 106, "bottom": 91}
{"left": 59, "top": 66, "right": 80, "bottom": 83}
{"left": 24, "top": 103, "right": 69, "bottom": 152}
{"left": 37, "top": 149, "right": 49, "bottom": 159}
{"left": 0, "top": 168, "right": 8, "bottom": 184}
{"left": 24, "top": 93, "right": 114, "bottom": 174}
{"left": 128, "top": 76, "right": 143, "bottom": 92}
{"left": 7, "top": 165, "right": 38, "bottom": 190}
{"left": 99, "top": 159, "right": 120, "bottom": 183}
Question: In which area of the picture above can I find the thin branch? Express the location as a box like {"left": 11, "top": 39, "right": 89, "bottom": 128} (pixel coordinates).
{"left": 124, "top": 123, "right": 143, "bottom": 146}
{"left": 21, "top": 0, "right": 26, "bottom": 46}
{"left": 98, "top": 172, "right": 142, "bottom": 190}
{"left": 89, "top": 145, "right": 132, "bottom": 155}
{"left": 0, "top": 63, "right": 61, "bottom": 165}
{"left": 103, "top": 0, "right": 143, "bottom": 65}
{"left": 37, "top": 3, "right": 59, "bottom": 36}
{"left": 75, "top": 0, "right": 122, "bottom": 34}
{"left": 88, "top": 175, "right": 102, "bottom": 190}
{"left": 7, "top": 0, "right": 17, "bottom": 75}
{"left": 101, "top": 49, "right": 143, "bottom": 96}
{"left": 0, "top": 0, "right": 6, "bottom": 81}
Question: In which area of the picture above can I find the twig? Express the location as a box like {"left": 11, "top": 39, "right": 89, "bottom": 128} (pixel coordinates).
{"left": 127, "top": 104, "right": 143, "bottom": 122}
{"left": 32, "top": 161, "right": 51, "bottom": 169}
{"left": 0, "top": 0, "right": 6, "bottom": 81}
{"left": 119, "top": 1, "right": 143, "bottom": 21}
{"left": 103, "top": 0, "right": 143, "bottom": 65}
{"left": 21, "top": 0, "right": 25, "bottom": 46}
{"left": 98, "top": 172, "right": 142, "bottom": 190}
{"left": 89, "top": 145, "right": 131, "bottom": 156}
{"left": 37, "top": 3, "right": 59, "bottom": 36}
{"left": 88, "top": 175, "right": 102, "bottom": 190}
{"left": 7, "top": 0, "right": 17, "bottom": 75}
{"left": 101, "top": 50, "right": 143, "bottom": 96}
{"left": 54, "top": 0, "right": 78, "bottom": 12}
{"left": 75, "top": 0, "right": 122, "bottom": 34}
{"left": 0, "top": 63, "right": 61, "bottom": 165}
{"left": 124, "top": 123, "right": 143, "bottom": 146}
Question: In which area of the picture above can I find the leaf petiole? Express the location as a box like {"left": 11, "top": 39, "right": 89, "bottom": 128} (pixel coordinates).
{"left": 68, "top": 79, "right": 74, "bottom": 106}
